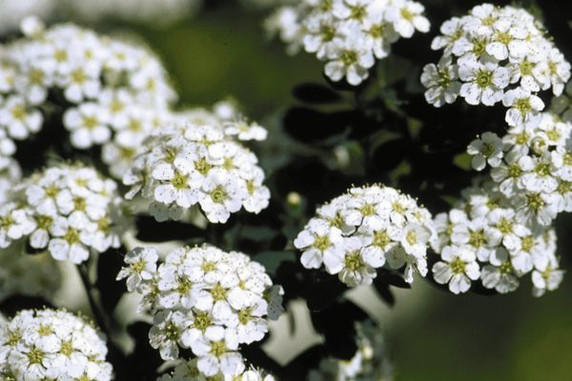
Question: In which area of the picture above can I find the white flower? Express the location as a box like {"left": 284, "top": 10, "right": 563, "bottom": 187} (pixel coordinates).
{"left": 459, "top": 61, "right": 510, "bottom": 106}
{"left": 294, "top": 219, "right": 344, "bottom": 270}
{"left": 502, "top": 88, "right": 544, "bottom": 127}
{"left": 63, "top": 103, "right": 111, "bottom": 149}
{"left": 432, "top": 245, "right": 480, "bottom": 294}
{"left": 117, "top": 246, "right": 159, "bottom": 292}
{"left": 420, "top": 58, "right": 461, "bottom": 107}
{"left": 324, "top": 31, "right": 375, "bottom": 86}
{"left": 480, "top": 248, "right": 519, "bottom": 293}
{"left": 385, "top": 0, "right": 430, "bottom": 39}
{"left": 467, "top": 132, "right": 504, "bottom": 171}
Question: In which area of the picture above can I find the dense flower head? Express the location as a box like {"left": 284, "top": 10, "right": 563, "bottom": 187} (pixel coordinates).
{"left": 467, "top": 112, "right": 572, "bottom": 229}
{"left": 294, "top": 184, "right": 435, "bottom": 287}
{"left": 265, "top": 0, "right": 430, "bottom": 85}
{"left": 123, "top": 110, "right": 270, "bottom": 224}
{"left": 157, "top": 357, "right": 276, "bottom": 381}
{"left": 308, "top": 320, "right": 393, "bottom": 381}
{"left": 421, "top": 3, "right": 570, "bottom": 125}
{"left": 431, "top": 179, "right": 564, "bottom": 296}
{"left": 0, "top": 19, "right": 175, "bottom": 177}
{"left": 0, "top": 308, "right": 113, "bottom": 380}
{"left": 117, "top": 245, "right": 284, "bottom": 379}
{"left": 0, "top": 162, "right": 128, "bottom": 264}
{"left": 0, "top": 246, "right": 62, "bottom": 303}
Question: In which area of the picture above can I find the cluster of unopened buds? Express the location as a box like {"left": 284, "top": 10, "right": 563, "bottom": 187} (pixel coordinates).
{"left": 265, "top": 0, "right": 430, "bottom": 85}
{"left": 294, "top": 184, "right": 435, "bottom": 287}
{"left": 117, "top": 245, "right": 284, "bottom": 379}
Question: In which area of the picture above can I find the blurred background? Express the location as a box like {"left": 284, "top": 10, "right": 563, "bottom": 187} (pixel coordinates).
{"left": 1, "top": 0, "right": 570, "bottom": 380}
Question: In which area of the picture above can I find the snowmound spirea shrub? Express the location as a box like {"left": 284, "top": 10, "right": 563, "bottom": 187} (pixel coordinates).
{"left": 117, "top": 245, "right": 284, "bottom": 378}
{"left": 308, "top": 320, "right": 393, "bottom": 381}
{"left": 294, "top": 184, "right": 435, "bottom": 287}
{"left": 0, "top": 308, "right": 113, "bottom": 380}
{"left": 0, "top": 163, "right": 128, "bottom": 263}
{"left": 265, "top": 0, "right": 430, "bottom": 85}
{"left": 421, "top": 3, "right": 570, "bottom": 125}
{"left": 123, "top": 116, "right": 270, "bottom": 224}
{"left": 431, "top": 179, "right": 564, "bottom": 296}
{"left": 0, "top": 20, "right": 175, "bottom": 177}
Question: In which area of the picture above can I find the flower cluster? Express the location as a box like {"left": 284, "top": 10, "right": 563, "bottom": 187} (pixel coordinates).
{"left": 0, "top": 247, "right": 62, "bottom": 303}
{"left": 308, "top": 320, "right": 393, "bottom": 381}
{"left": 265, "top": 0, "right": 430, "bottom": 85}
{"left": 431, "top": 179, "right": 564, "bottom": 296}
{"left": 467, "top": 112, "right": 572, "bottom": 229}
{"left": 123, "top": 112, "right": 270, "bottom": 224}
{"left": 157, "top": 358, "right": 275, "bottom": 381}
{"left": 0, "top": 308, "right": 113, "bottom": 380}
{"left": 0, "top": 20, "right": 175, "bottom": 178}
{"left": 0, "top": 163, "right": 128, "bottom": 264}
{"left": 421, "top": 3, "right": 570, "bottom": 124}
{"left": 294, "top": 184, "right": 435, "bottom": 287}
{"left": 117, "top": 245, "right": 284, "bottom": 379}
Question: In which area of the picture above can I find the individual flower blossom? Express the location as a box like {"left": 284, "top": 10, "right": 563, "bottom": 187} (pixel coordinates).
{"left": 458, "top": 61, "right": 510, "bottom": 106}
{"left": 467, "top": 132, "right": 504, "bottom": 171}
{"left": 0, "top": 163, "right": 129, "bottom": 264}
{"left": 116, "top": 246, "right": 159, "bottom": 292}
{"left": 264, "top": 0, "right": 430, "bottom": 86}
{"left": 432, "top": 245, "right": 480, "bottom": 294}
{"left": 502, "top": 88, "right": 544, "bottom": 127}
{"left": 295, "top": 184, "right": 435, "bottom": 287}
{"left": 123, "top": 116, "right": 270, "bottom": 224}
{"left": 480, "top": 248, "right": 519, "bottom": 293}
{"left": 420, "top": 57, "right": 461, "bottom": 107}
{"left": 0, "top": 308, "right": 113, "bottom": 380}
{"left": 308, "top": 320, "right": 393, "bottom": 381}
{"left": 119, "top": 244, "right": 283, "bottom": 379}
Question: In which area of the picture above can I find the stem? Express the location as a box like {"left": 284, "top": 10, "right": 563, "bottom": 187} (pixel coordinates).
{"left": 77, "top": 263, "right": 111, "bottom": 336}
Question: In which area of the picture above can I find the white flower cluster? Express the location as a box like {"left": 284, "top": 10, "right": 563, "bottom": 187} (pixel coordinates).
{"left": 0, "top": 308, "right": 113, "bottom": 380}
{"left": 308, "top": 320, "right": 392, "bottom": 381}
{"left": 0, "top": 247, "right": 62, "bottom": 303}
{"left": 117, "top": 245, "right": 284, "bottom": 379}
{"left": 431, "top": 179, "right": 564, "bottom": 296}
{"left": 123, "top": 113, "right": 270, "bottom": 224}
{"left": 0, "top": 20, "right": 175, "bottom": 177}
{"left": 467, "top": 112, "right": 572, "bottom": 229}
{"left": 0, "top": 163, "right": 127, "bottom": 264}
{"left": 265, "top": 0, "right": 430, "bottom": 85}
{"left": 294, "top": 185, "right": 435, "bottom": 287}
{"left": 421, "top": 3, "right": 570, "bottom": 123}
{"left": 157, "top": 358, "right": 275, "bottom": 381}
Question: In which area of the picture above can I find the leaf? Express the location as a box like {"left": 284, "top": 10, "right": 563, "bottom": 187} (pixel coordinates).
{"left": 373, "top": 282, "right": 396, "bottom": 307}
{"left": 293, "top": 83, "right": 342, "bottom": 104}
